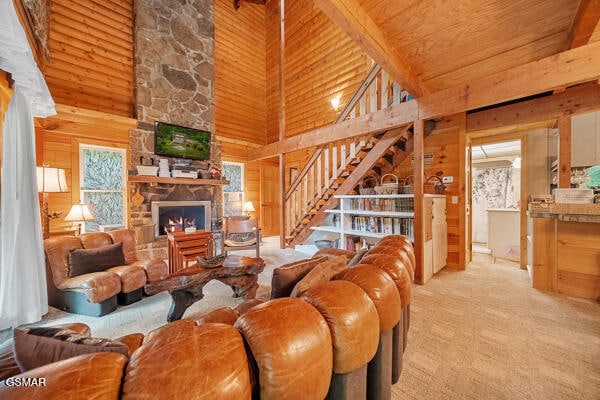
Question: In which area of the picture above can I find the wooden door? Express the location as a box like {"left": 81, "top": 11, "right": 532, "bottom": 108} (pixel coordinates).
{"left": 260, "top": 164, "right": 280, "bottom": 237}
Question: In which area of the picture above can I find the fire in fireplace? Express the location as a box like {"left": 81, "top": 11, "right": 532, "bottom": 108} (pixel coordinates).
{"left": 151, "top": 201, "right": 212, "bottom": 237}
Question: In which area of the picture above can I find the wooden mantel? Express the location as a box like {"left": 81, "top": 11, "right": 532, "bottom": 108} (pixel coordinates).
{"left": 128, "top": 176, "right": 230, "bottom": 186}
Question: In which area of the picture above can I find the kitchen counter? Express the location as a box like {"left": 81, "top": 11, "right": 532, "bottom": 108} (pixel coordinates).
{"left": 529, "top": 207, "right": 600, "bottom": 300}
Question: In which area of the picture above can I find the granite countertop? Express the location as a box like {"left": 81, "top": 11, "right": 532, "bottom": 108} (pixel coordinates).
{"left": 528, "top": 210, "right": 600, "bottom": 223}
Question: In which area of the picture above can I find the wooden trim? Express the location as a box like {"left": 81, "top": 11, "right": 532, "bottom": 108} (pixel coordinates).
{"left": 466, "top": 84, "right": 600, "bottom": 132}
{"left": 457, "top": 113, "right": 467, "bottom": 271}
{"left": 316, "top": 0, "right": 426, "bottom": 97}
{"left": 558, "top": 116, "right": 572, "bottom": 189}
{"left": 519, "top": 134, "right": 528, "bottom": 270}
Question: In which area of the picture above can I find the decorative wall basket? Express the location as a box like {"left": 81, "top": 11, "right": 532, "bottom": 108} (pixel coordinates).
{"left": 425, "top": 175, "right": 446, "bottom": 194}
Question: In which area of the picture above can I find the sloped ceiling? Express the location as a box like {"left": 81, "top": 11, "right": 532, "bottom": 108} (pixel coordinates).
{"left": 317, "top": 0, "right": 600, "bottom": 97}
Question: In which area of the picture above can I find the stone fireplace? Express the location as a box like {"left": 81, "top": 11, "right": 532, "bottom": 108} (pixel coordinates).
{"left": 129, "top": 1, "right": 220, "bottom": 260}
{"left": 152, "top": 200, "right": 212, "bottom": 237}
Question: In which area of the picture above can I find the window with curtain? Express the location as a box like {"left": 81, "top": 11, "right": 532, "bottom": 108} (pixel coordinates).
{"left": 223, "top": 161, "right": 244, "bottom": 217}
{"left": 79, "top": 144, "right": 127, "bottom": 232}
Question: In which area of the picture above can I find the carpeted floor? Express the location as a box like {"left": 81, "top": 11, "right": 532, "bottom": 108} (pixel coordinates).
{"left": 2, "top": 242, "right": 599, "bottom": 399}
{"left": 394, "top": 254, "right": 600, "bottom": 400}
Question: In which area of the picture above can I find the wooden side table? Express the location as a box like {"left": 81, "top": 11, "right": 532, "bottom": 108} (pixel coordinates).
{"left": 167, "top": 230, "right": 214, "bottom": 273}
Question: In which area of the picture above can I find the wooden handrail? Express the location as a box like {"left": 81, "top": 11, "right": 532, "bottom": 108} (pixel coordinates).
{"left": 337, "top": 64, "right": 382, "bottom": 122}
{"left": 284, "top": 146, "right": 324, "bottom": 201}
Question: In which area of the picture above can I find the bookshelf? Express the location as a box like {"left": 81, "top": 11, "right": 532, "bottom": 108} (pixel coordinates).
{"left": 312, "top": 194, "right": 415, "bottom": 251}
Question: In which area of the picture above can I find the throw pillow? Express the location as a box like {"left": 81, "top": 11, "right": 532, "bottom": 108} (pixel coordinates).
{"left": 348, "top": 248, "right": 368, "bottom": 267}
{"left": 13, "top": 327, "right": 129, "bottom": 372}
{"left": 290, "top": 259, "right": 332, "bottom": 298}
{"left": 270, "top": 256, "right": 326, "bottom": 299}
{"left": 68, "top": 242, "right": 125, "bottom": 277}
{"left": 327, "top": 254, "right": 348, "bottom": 279}
{"left": 312, "top": 248, "right": 354, "bottom": 262}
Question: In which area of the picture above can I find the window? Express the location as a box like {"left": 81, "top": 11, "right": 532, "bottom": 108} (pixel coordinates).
{"left": 223, "top": 161, "right": 244, "bottom": 217}
{"left": 79, "top": 144, "right": 127, "bottom": 232}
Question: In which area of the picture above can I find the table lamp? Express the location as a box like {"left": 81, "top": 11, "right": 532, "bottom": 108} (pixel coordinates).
{"left": 242, "top": 201, "right": 255, "bottom": 218}
{"left": 64, "top": 202, "right": 95, "bottom": 235}
{"left": 37, "top": 166, "right": 69, "bottom": 239}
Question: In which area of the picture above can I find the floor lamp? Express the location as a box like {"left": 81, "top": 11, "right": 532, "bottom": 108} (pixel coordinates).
{"left": 37, "top": 166, "right": 69, "bottom": 239}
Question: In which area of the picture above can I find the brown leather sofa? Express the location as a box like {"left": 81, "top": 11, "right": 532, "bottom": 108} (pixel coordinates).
{"left": 2, "top": 235, "right": 414, "bottom": 400}
{"left": 44, "top": 229, "right": 168, "bottom": 317}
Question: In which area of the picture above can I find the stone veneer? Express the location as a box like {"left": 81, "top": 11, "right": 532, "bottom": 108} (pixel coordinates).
{"left": 131, "top": 0, "right": 220, "bottom": 260}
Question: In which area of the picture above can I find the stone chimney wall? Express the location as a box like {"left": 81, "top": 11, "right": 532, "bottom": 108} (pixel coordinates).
{"left": 131, "top": 0, "right": 221, "bottom": 259}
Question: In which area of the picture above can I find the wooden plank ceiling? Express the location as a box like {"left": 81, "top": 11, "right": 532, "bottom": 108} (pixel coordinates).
{"left": 318, "top": 0, "right": 598, "bottom": 96}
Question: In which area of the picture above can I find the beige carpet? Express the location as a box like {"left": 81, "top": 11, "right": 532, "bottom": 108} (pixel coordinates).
{"left": 2, "top": 244, "right": 599, "bottom": 399}
{"left": 394, "top": 254, "right": 600, "bottom": 400}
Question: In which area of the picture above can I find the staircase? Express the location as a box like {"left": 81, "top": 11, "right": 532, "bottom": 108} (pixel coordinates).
{"left": 283, "top": 62, "right": 418, "bottom": 247}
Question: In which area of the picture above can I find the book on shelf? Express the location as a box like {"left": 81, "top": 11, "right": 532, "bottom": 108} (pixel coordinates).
{"left": 348, "top": 196, "right": 414, "bottom": 213}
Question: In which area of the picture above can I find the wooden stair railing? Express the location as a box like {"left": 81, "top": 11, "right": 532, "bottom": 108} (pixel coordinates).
{"left": 283, "top": 61, "right": 412, "bottom": 247}
{"left": 286, "top": 127, "right": 410, "bottom": 247}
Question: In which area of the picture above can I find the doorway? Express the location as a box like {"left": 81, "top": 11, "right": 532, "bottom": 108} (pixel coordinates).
{"left": 470, "top": 139, "right": 522, "bottom": 263}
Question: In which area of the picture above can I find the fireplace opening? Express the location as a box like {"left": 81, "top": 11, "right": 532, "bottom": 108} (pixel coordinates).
{"left": 151, "top": 201, "right": 212, "bottom": 237}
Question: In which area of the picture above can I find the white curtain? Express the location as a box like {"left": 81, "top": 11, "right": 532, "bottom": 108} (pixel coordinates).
{"left": 0, "top": 1, "right": 56, "bottom": 330}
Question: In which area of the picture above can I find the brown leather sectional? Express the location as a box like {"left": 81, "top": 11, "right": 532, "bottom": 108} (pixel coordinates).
{"left": 44, "top": 229, "right": 168, "bottom": 317}
{"left": 1, "top": 235, "right": 414, "bottom": 400}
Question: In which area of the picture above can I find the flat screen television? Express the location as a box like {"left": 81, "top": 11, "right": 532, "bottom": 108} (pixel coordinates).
{"left": 154, "top": 121, "right": 211, "bottom": 161}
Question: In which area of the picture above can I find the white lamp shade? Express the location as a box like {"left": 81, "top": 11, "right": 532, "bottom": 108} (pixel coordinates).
{"left": 37, "top": 166, "right": 68, "bottom": 193}
{"left": 243, "top": 201, "right": 255, "bottom": 213}
{"left": 64, "top": 203, "right": 95, "bottom": 222}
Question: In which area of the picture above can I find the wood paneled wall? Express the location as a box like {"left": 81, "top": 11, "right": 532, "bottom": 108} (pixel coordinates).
{"left": 393, "top": 115, "right": 464, "bottom": 270}
{"left": 266, "top": 0, "right": 369, "bottom": 142}
{"left": 38, "top": 107, "right": 133, "bottom": 233}
{"left": 44, "top": 0, "right": 134, "bottom": 117}
{"left": 215, "top": 0, "right": 267, "bottom": 146}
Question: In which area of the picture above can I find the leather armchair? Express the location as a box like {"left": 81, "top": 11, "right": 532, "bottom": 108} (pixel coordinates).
{"left": 44, "top": 229, "right": 168, "bottom": 316}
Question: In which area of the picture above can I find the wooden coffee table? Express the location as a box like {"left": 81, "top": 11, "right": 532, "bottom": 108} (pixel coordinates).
{"left": 145, "top": 255, "right": 265, "bottom": 322}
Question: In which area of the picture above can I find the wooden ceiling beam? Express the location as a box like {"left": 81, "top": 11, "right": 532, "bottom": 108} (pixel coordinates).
{"left": 467, "top": 83, "right": 600, "bottom": 132}
{"left": 568, "top": 0, "right": 600, "bottom": 48}
{"left": 247, "top": 101, "right": 418, "bottom": 161}
{"left": 316, "top": 0, "right": 427, "bottom": 98}
{"left": 249, "top": 42, "right": 600, "bottom": 161}
{"left": 419, "top": 41, "right": 600, "bottom": 120}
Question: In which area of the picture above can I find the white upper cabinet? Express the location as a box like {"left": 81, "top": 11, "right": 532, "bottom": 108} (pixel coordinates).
{"left": 571, "top": 111, "right": 600, "bottom": 168}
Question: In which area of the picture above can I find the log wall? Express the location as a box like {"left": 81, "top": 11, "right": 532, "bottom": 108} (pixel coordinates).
{"left": 215, "top": 0, "right": 267, "bottom": 147}
{"left": 266, "top": 0, "right": 369, "bottom": 142}
{"left": 44, "top": 0, "right": 134, "bottom": 117}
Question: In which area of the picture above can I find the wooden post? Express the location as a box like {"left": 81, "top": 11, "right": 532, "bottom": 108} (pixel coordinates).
{"left": 558, "top": 116, "right": 572, "bottom": 188}
{"left": 413, "top": 119, "right": 425, "bottom": 284}
{"left": 278, "top": 0, "right": 286, "bottom": 248}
